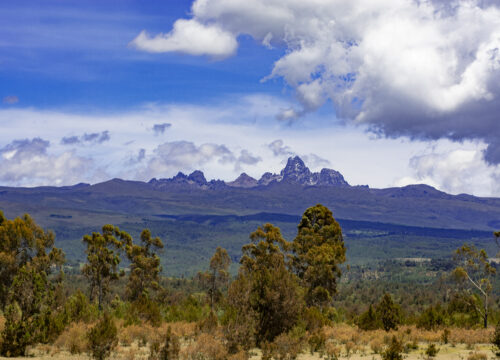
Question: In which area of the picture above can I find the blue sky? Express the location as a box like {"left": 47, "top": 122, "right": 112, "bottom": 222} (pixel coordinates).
{"left": 1, "top": 0, "right": 500, "bottom": 196}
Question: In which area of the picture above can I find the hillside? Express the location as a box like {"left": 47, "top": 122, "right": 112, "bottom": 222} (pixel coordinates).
{"left": 0, "top": 156, "right": 499, "bottom": 275}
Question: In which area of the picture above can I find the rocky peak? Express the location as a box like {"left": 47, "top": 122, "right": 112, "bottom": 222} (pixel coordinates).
{"left": 318, "top": 168, "right": 349, "bottom": 186}
{"left": 187, "top": 170, "right": 207, "bottom": 186}
{"left": 280, "top": 156, "right": 312, "bottom": 183}
{"left": 228, "top": 173, "right": 258, "bottom": 188}
{"left": 258, "top": 172, "right": 283, "bottom": 186}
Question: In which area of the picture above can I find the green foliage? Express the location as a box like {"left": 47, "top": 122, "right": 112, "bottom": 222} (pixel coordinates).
{"left": 425, "top": 343, "right": 439, "bottom": 358}
{"left": 125, "top": 228, "right": 163, "bottom": 302}
{"left": 231, "top": 223, "right": 304, "bottom": 345}
{"left": 197, "top": 246, "right": 231, "bottom": 310}
{"left": 417, "top": 304, "right": 445, "bottom": 330}
{"left": 82, "top": 225, "right": 129, "bottom": 310}
{"left": 0, "top": 211, "right": 64, "bottom": 309}
{"left": 358, "top": 304, "right": 379, "bottom": 330}
{"left": 149, "top": 326, "right": 180, "bottom": 360}
{"left": 87, "top": 312, "right": 118, "bottom": 360}
{"left": 0, "top": 265, "right": 61, "bottom": 356}
{"left": 376, "top": 293, "right": 400, "bottom": 331}
{"left": 381, "top": 336, "right": 403, "bottom": 360}
{"left": 302, "top": 306, "right": 330, "bottom": 331}
{"left": 64, "top": 289, "right": 98, "bottom": 323}
{"left": 492, "top": 321, "right": 500, "bottom": 355}
{"left": 291, "top": 204, "right": 346, "bottom": 307}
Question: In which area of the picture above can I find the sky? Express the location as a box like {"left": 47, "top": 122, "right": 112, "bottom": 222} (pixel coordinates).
{"left": 1, "top": 0, "right": 500, "bottom": 197}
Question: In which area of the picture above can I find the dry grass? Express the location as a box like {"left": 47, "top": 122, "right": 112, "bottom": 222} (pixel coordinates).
{"left": 0, "top": 323, "right": 496, "bottom": 360}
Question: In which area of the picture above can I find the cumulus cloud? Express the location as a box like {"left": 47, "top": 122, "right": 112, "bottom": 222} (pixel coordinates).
{"left": 153, "top": 122, "right": 172, "bottom": 135}
{"left": 141, "top": 140, "right": 261, "bottom": 178}
{"left": 395, "top": 148, "right": 500, "bottom": 197}
{"left": 2, "top": 96, "right": 19, "bottom": 104}
{"left": 268, "top": 139, "right": 293, "bottom": 157}
{"left": 141, "top": 0, "right": 500, "bottom": 164}
{"left": 267, "top": 139, "right": 330, "bottom": 169}
{"left": 61, "top": 131, "right": 110, "bottom": 145}
{"left": 130, "top": 20, "right": 237, "bottom": 58}
{"left": 0, "top": 138, "right": 95, "bottom": 186}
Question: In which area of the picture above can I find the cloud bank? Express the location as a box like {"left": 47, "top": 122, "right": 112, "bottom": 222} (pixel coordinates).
{"left": 0, "top": 138, "right": 95, "bottom": 186}
{"left": 133, "top": 0, "right": 500, "bottom": 164}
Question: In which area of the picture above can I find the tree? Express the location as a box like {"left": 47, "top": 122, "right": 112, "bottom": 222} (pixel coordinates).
{"left": 82, "top": 225, "right": 130, "bottom": 311}
{"left": 198, "top": 247, "right": 231, "bottom": 311}
{"left": 376, "top": 293, "right": 400, "bottom": 331}
{"left": 87, "top": 311, "right": 118, "bottom": 360}
{"left": 291, "top": 204, "right": 346, "bottom": 307}
{"left": 227, "top": 223, "right": 303, "bottom": 345}
{"left": 124, "top": 229, "right": 163, "bottom": 302}
{"left": 0, "top": 265, "right": 56, "bottom": 356}
{"left": 0, "top": 211, "right": 64, "bottom": 308}
{"left": 452, "top": 243, "right": 495, "bottom": 328}
{"left": 358, "top": 304, "right": 379, "bottom": 331}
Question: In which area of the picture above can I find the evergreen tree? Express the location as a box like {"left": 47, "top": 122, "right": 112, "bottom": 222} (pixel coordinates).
{"left": 228, "top": 223, "right": 303, "bottom": 345}
{"left": 291, "top": 204, "right": 346, "bottom": 307}
{"left": 124, "top": 228, "right": 163, "bottom": 301}
{"left": 376, "top": 293, "right": 400, "bottom": 331}
{"left": 198, "top": 247, "right": 231, "bottom": 311}
{"left": 82, "top": 225, "right": 129, "bottom": 311}
{"left": 358, "top": 304, "right": 379, "bottom": 330}
{"left": 0, "top": 211, "right": 64, "bottom": 308}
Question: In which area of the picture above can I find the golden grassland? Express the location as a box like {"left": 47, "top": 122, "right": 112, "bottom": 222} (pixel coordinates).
{"left": 0, "top": 318, "right": 498, "bottom": 360}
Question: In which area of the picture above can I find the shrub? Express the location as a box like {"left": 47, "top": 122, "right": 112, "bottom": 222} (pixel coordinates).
{"left": 492, "top": 321, "right": 500, "bottom": 355}
{"left": 87, "top": 312, "right": 118, "bottom": 360}
{"left": 324, "top": 342, "right": 341, "bottom": 360}
{"left": 358, "top": 304, "right": 379, "bottom": 330}
{"left": 417, "top": 305, "right": 445, "bottom": 330}
{"left": 441, "top": 328, "right": 450, "bottom": 344}
{"left": 467, "top": 352, "right": 487, "bottom": 360}
{"left": 181, "top": 333, "right": 227, "bottom": 360}
{"left": 272, "top": 333, "right": 303, "bottom": 360}
{"left": 197, "top": 310, "right": 218, "bottom": 333}
{"left": 149, "top": 326, "right": 180, "bottom": 360}
{"left": 308, "top": 329, "right": 326, "bottom": 354}
{"left": 381, "top": 336, "right": 403, "bottom": 360}
{"left": 425, "top": 343, "right": 439, "bottom": 358}
{"left": 54, "top": 322, "right": 89, "bottom": 354}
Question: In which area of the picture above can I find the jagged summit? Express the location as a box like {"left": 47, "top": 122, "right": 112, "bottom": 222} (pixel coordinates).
{"left": 148, "top": 156, "right": 350, "bottom": 189}
{"left": 227, "top": 173, "right": 258, "bottom": 188}
{"left": 259, "top": 156, "right": 350, "bottom": 187}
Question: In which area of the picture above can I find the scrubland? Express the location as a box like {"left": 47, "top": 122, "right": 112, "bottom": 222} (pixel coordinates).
{"left": 1, "top": 320, "right": 497, "bottom": 360}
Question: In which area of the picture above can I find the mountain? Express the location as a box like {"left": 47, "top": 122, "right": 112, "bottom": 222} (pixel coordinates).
{"left": 254, "top": 156, "right": 349, "bottom": 187}
{"left": 227, "top": 173, "right": 258, "bottom": 188}
{"left": 1, "top": 155, "right": 499, "bottom": 275}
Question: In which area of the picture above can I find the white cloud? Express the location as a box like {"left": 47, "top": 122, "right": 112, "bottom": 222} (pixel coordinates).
{"left": 137, "top": 0, "right": 500, "bottom": 163}
{"left": 1, "top": 97, "right": 498, "bottom": 196}
{"left": 395, "top": 147, "right": 500, "bottom": 197}
{"left": 130, "top": 20, "right": 237, "bottom": 58}
{"left": 0, "top": 138, "right": 98, "bottom": 186}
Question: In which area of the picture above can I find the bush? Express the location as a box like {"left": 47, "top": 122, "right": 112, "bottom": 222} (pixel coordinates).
{"left": 182, "top": 333, "right": 227, "bottom": 360}
{"left": 87, "top": 312, "right": 118, "bottom": 360}
{"left": 441, "top": 328, "right": 450, "bottom": 344}
{"left": 272, "top": 333, "right": 303, "bottom": 360}
{"left": 425, "top": 343, "right": 439, "bottom": 358}
{"left": 54, "top": 322, "right": 89, "bottom": 354}
{"left": 308, "top": 329, "right": 326, "bottom": 354}
{"left": 492, "top": 321, "right": 500, "bottom": 355}
{"left": 358, "top": 304, "right": 379, "bottom": 330}
{"left": 381, "top": 336, "right": 403, "bottom": 360}
{"left": 417, "top": 305, "right": 445, "bottom": 330}
{"left": 149, "top": 326, "right": 180, "bottom": 360}
{"left": 467, "top": 353, "right": 487, "bottom": 360}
